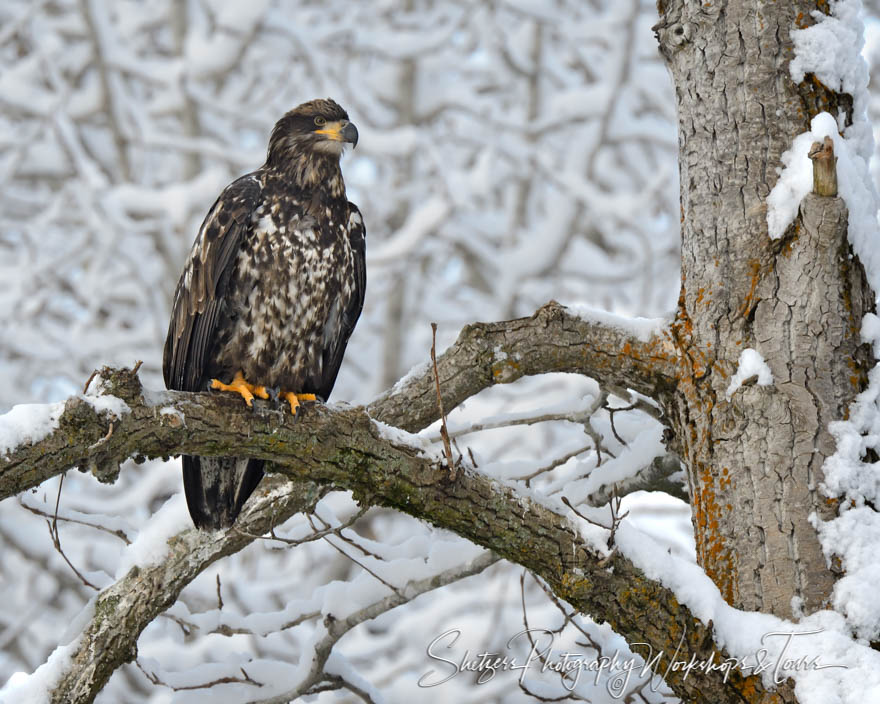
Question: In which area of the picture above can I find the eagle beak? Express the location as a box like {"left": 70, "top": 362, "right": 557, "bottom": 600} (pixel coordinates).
{"left": 342, "top": 122, "right": 359, "bottom": 148}
{"left": 315, "top": 120, "right": 359, "bottom": 148}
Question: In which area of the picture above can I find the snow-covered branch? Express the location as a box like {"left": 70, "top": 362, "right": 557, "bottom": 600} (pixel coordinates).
{"left": 1, "top": 302, "right": 677, "bottom": 501}
{"left": 0, "top": 308, "right": 787, "bottom": 703}
{"left": 368, "top": 300, "right": 679, "bottom": 433}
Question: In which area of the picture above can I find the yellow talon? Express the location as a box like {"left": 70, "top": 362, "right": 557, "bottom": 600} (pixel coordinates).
{"left": 210, "top": 371, "right": 269, "bottom": 407}
{"left": 282, "top": 391, "right": 317, "bottom": 415}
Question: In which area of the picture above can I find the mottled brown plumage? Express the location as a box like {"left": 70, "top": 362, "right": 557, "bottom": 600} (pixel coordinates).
{"left": 163, "top": 99, "right": 365, "bottom": 529}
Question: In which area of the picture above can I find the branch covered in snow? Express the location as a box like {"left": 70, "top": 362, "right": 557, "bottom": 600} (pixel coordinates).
{"left": 368, "top": 301, "right": 679, "bottom": 432}
{"left": 44, "top": 475, "right": 327, "bottom": 704}
{"left": 1, "top": 302, "right": 677, "bottom": 501}
{"left": 0, "top": 324, "right": 788, "bottom": 703}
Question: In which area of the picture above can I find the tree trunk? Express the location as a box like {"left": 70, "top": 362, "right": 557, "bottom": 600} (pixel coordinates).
{"left": 655, "top": 0, "right": 875, "bottom": 616}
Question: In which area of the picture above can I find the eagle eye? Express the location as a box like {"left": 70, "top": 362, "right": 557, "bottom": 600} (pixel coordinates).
{"left": 314, "top": 116, "right": 327, "bottom": 127}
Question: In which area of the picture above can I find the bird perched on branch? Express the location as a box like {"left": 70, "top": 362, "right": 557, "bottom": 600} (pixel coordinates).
{"left": 163, "top": 98, "right": 365, "bottom": 529}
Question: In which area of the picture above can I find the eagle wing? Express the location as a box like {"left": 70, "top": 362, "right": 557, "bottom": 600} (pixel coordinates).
{"left": 163, "top": 174, "right": 260, "bottom": 392}
{"left": 313, "top": 203, "right": 367, "bottom": 401}
{"left": 163, "top": 174, "right": 263, "bottom": 531}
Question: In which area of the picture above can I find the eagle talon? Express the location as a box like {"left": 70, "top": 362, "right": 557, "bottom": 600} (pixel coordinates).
{"left": 210, "top": 371, "right": 269, "bottom": 407}
{"left": 282, "top": 391, "right": 317, "bottom": 415}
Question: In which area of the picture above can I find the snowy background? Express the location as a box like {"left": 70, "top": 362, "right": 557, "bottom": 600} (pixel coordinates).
{"left": 1, "top": 0, "right": 880, "bottom": 702}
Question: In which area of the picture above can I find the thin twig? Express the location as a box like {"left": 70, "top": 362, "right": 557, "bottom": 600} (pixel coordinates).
{"left": 562, "top": 489, "right": 629, "bottom": 550}
{"left": 518, "top": 572, "right": 581, "bottom": 702}
{"left": 20, "top": 499, "right": 131, "bottom": 544}
{"left": 435, "top": 409, "right": 594, "bottom": 441}
{"left": 517, "top": 443, "right": 594, "bottom": 487}
{"left": 82, "top": 370, "right": 99, "bottom": 394}
{"left": 318, "top": 529, "right": 402, "bottom": 597}
{"left": 88, "top": 421, "right": 114, "bottom": 450}
{"left": 47, "top": 474, "right": 98, "bottom": 590}
{"left": 209, "top": 611, "right": 320, "bottom": 638}
{"left": 305, "top": 674, "right": 378, "bottom": 703}
{"left": 431, "top": 322, "right": 456, "bottom": 478}
{"left": 231, "top": 506, "right": 364, "bottom": 548}
{"left": 307, "top": 509, "right": 376, "bottom": 558}
{"left": 607, "top": 405, "right": 629, "bottom": 447}
{"left": 137, "top": 660, "right": 262, "bottom": 691}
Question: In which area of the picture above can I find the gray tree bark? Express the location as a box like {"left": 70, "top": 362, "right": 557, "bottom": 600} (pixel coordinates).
{"left": 654, "top": 0, "right": 874, "bottom": 617}
{"left": 0, "top": 361, "right": 790, "bottom": 704}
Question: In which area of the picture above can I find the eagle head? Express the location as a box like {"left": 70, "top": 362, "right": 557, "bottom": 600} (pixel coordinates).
{"left": 267, "top": 98, "right": 358, "bottom": 168}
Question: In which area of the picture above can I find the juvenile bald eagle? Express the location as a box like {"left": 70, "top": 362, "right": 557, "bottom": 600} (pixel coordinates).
{"left": 163, "top": 98, "right": 365, "bottom": 529}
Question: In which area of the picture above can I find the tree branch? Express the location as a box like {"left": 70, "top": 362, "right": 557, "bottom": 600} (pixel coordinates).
{"left": 1, "top": 308, "right": 788, "bottom": 703}
{"left": 4, "top": 379, "right": 785, "bottom": 702}
{"left": 367, "top": 301, "right": 678, "bottom": 432}
{"left": 1, "top": 302, "right": 677, "bottom": 502}
{"left": 49, "top": 475, "right": 327, "bottom": 704}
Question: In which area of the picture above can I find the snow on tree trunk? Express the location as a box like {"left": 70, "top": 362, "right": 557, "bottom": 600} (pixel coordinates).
{"left": 655, "top": 0, "right": 875, "bottom": 616}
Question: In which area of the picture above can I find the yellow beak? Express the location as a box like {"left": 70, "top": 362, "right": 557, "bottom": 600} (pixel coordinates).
{"left": 314, "top": 120, "right": 359, "bottom": 147}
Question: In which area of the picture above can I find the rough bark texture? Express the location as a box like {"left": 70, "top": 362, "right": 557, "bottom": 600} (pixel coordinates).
{"left": 655, "top": 0, "right": 875, "bottom": 616}
{"left": 368, "top": 300, "right": 679, "bottom": 432}
{"left": 1, "top": 364, "right": 792, "bottom": 704}
{"left": 52, "top": 475, "right": 327, "bottom": 704}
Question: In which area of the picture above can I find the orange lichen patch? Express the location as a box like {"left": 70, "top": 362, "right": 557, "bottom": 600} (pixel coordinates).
{"left": 491, "top": 358, "right": 520, "bottom": 383}
{"left": 738, "top": 258, "right": 761, "bottom": 318}
{"left": 797, "top": 72, "right": 853, "bottom": 129}
{"left": 691, "top": 461, "right": 736, "bottom": 604}
{"left": 734, "top": 675, "right": 791, "bottom": 703}
{"left": 615, "top": 328, "right": 680, "bottom": 376}
{"left": 711, "top": 360, "right": 728, "bottom": 378}
{"left": 779, "top": 224, "right": 800, "bottom": 258}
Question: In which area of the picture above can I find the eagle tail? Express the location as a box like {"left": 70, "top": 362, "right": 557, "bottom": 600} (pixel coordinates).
{"left": 182, "top": 456, "right": 264, "bottom": 530}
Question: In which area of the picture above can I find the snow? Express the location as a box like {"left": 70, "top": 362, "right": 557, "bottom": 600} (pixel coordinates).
{"left": 769, "top": 1, "right": 880, "bottom": 294}
{"left": 616, "top": 521, "right": 880, "bottom": 703}
{"left": 816, "top": 313, "right": 880, "bottom": 645}
{"left": 159, "top": 406, "right": 185, "bottom": 426}
{"left": 81, "top": 393, "right": 130, "bottom": 419}
{"left": 725, "top": 348, "right": 773, "bottom": 400}
{"left": 443, "top": 394, "right": 598, "bottom": 437}
{"left": 367, "top": 196, "right": 450, "bottom": 266}
{"left": 0, "top": 640, "right": 78, "bottom": 701}
{"left": 566, "top": 304, "right": 668, "bottom": 343}
{"left": 0, "top": 401, "right": 64, "bottom": 457}
{"left": 184, "top": 0, "right": 271, "bottom": 77}
{"left": 0, "top": 600, "right": 94, "bottom": 702}
{"left": 370, "top": 418, "right": 445, "bottom": 462}
{"left": 563, "top": 422, "right": 667, "bottom": 503}
{"left": 115, "top": 493, "right": 191, "bottom": 579}
{"left": 105, "top": 168, "right": 229, "bottom": 226}
{"left": 815, "top": 507, "right": 880, "bottom": 640}
{"left": 790, "top": 2, "right": 868, "bottom": 98}
{"left": 765, "top": 112, "right": 880, "bottom": 295}
{"left": 11, "top": 0, "right": 880, "bottom": 700}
